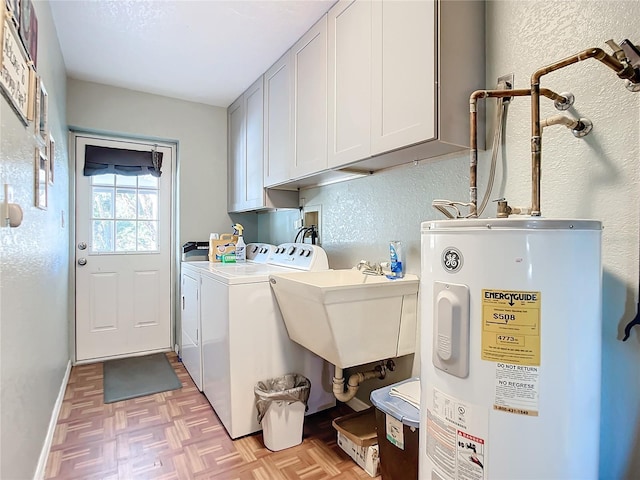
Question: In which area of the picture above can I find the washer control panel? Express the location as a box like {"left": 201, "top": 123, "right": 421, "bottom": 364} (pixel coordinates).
{"left": 268, "top": 243, "right": 328, "bottom": 271}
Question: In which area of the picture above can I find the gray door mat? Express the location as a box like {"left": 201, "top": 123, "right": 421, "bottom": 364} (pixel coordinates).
{"left": 103, "top": 352, "right": 182, "bottom": 404}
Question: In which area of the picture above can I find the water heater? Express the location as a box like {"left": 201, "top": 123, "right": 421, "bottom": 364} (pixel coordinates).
{"left": 420, "top": 218, "right": 602, "bottom": 480}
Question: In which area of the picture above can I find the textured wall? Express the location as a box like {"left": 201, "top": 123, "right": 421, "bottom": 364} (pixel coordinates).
{"left": 261, "top": 1, "right": 640, "bottom": 476}
{"left": 0, "top": 1, "right": 70, "bottom": 478}
{"left": 486, "top": 2, "right": 640, "bottom": 477}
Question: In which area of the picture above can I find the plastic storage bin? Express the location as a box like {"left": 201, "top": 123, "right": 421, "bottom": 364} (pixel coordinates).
{"left": 254, "top": 374, "right": 310, "bottom": 451}
{"left": 370, "top": 377, "right": 420, "bottom": 480}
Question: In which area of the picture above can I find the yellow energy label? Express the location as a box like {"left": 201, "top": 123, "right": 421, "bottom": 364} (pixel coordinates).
{"left": 481, "top": 289, "right": 541, "bottom": 366}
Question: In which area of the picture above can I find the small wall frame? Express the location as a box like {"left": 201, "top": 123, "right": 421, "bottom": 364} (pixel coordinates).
{"left": 33, "top": 76, "right": 48, "bottom": 143}
{"left": 35, "top": 146, "right": 47, "bottom": 209}
{"left": 47, "top": 133, "right": 55, "bottom": 184}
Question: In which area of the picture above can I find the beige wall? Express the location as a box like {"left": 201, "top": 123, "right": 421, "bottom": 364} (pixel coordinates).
{"left": 0, "top": 1, "right": 70, "bottom": 478}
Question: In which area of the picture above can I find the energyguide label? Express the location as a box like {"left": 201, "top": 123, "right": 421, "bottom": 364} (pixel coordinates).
{"left": 481, "top": 289, "right": 541, "bottom": 366}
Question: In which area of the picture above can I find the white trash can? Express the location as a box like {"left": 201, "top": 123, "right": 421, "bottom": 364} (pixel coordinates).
{"left": 255, "top": 374, "right": 310, "bottom": 451}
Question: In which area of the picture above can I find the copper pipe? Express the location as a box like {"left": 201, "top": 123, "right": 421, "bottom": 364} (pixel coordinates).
{"left": 540, "top": 88, "right": 568, "bottom": 103}
{"left": 468, "top": 88, "right": 567, "bottom": 217}
{"left": 530, "top": 47, "right": 635, "bottom": 216}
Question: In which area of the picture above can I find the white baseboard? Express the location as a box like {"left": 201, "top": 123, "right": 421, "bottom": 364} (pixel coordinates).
{"left": 34, "top": 360, "right": 71, "bottom": 480}
{"left": 346, "top": 396, "right": 370, "bottom": 412}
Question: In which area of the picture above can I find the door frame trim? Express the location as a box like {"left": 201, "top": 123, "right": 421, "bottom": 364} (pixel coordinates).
{"left": 69, "top": 130, "right": 178, "bottom": 365}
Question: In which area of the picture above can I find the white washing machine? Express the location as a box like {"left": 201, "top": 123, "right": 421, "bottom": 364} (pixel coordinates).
{"left": 194, "top": 243, "right": 337, "bottom": 439}
{"left": 180, "top": 243, "right": 275, "bottom": 392}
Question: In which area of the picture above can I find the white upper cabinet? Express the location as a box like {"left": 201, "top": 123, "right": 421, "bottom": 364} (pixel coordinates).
{"left": 228, "top": 76, "right": 298, "bottom": 212}
{"left": 292, "top": 15, "right": 328, "bottom": 179}
{"left": 326, "top": 0, "right": 484, "bottom": 175}
{"left": 230, "top": 0, "right": 484, "bottom": 198}
{"left": 327, "top": 0, "right": 372, "bottom": 168}
{"left": 329, "top": 0, "right": 435, "bottom": 169}
{"left": 244, "top": 78, "right": 266, "bottom": 209}
{"left": 227, "top": 95, "right": 245, "bottom": 212}
{"left": 264, "top": 52, "right": 294, "bottom": 188}
{"left": 371, "top": 0, "right": 435, "bottom": 154}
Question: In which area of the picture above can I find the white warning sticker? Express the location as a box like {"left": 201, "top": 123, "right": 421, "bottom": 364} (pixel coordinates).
{"left": 493, "top": 362, "right": 540, "bottom": 416}
{"left": 426, "top": 386, "right": 488, "bottom": 480}
{"left": 385, "top": 414, "right": 405, "bottom": 450}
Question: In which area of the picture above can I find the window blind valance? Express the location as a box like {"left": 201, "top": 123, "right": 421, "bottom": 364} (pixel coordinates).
{"left": 83, "top": 145, "right": 163, "bottom": 177}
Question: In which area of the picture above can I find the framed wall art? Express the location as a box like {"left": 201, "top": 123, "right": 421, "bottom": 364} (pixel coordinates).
{"left": 35, "top": 146, "right": 47, "bottom": 209}
{"left": 6, "top": 0, "right": 21, "bottom": 28}
{"left": 0, "top": 10, "right": 31, "bottom": 125}
{"left": 18, "top": 0, "right": 35, "bottom": 66}
{"left": 37, "top": 77, "right": 47, "bottom": 139}
{"left": 32, "top": 75, "right": 47, "bottom": 143}
{"left": 47, "top": 133, "right": 54, "bottom": 184}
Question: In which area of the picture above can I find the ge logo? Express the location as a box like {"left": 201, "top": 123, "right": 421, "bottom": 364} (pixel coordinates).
{"left": 442, "top": 247, "right": 463, "bottom": 273}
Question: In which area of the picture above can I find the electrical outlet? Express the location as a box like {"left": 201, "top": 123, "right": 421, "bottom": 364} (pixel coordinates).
{"left": 497, "top": 73, "right": 514, "bottom": 103}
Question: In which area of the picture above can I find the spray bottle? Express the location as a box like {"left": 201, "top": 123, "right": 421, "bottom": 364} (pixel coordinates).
{"left": 234, "top": 223, "right": 246, "bottom": 263}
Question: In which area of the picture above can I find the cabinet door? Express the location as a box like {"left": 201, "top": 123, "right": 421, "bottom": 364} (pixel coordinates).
{"left": 227, "top": 96, "right": 245, "bottom": 212}
{"left": 244, "top": 77, "right": 265, "bottom": 209}
{"left": 328, "top": 0, "right": 372, "bottom": 168}
{"left": 181, "top": 270, "right": 202, "bottom": 390}
{"left": 264, "top": 52, "right": 293, "bottom": 187}
{"left": 371, "top": 0, "right": 436, "bottom": 155}
{"left": 292, "top": 15, "right": 328, "bottom": 179}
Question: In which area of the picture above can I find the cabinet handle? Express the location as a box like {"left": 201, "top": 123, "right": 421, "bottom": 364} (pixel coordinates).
{"left": 181, "top": 296, "right": 184, "bottom": 310}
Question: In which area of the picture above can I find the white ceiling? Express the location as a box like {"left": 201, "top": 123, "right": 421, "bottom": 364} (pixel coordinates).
{"left": 49, "top": 0, "right": 335, "bottom": 108}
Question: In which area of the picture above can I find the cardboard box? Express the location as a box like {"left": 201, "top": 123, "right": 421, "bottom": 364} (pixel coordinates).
{"left": 337, "top": 432, "right": 380, "bottom": 477}
{"left": 333, "top": 408, "right": 380, "bottom": 477}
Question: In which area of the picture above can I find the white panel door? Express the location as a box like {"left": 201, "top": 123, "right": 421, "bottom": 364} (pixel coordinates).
{"left": 328, "top": 0, "right": 372, "bottom": 168}
{"left": 292, "top": 15, "right": 328, "bottom": 179}
{"left": 371, "top": 0, "right": 436, "bottom": 154}
{"left": 75, "top": 135, "right": 173, "bottom": 361}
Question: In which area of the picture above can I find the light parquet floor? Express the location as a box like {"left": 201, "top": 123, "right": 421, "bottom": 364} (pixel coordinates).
{"left": 44, "top": 352, "right": 380, "bottom": 480}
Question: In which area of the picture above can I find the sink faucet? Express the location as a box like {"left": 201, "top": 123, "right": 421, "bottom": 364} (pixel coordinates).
{"left": 356, "top": 260, "right": 384, "bottom": 276}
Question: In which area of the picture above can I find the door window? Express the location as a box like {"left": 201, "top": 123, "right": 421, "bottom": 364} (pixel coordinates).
{"left": 90, "top": 173, "right": 159, "bottom": 253}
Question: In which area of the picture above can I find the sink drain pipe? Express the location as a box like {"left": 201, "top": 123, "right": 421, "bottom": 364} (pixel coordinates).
{"left": 332, "top": 361, "right": 392, "bottom": 402}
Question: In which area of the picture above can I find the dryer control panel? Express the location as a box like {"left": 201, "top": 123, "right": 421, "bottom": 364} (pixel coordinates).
{"left": 268, "top": 243, "right": 328, "bottom": 271}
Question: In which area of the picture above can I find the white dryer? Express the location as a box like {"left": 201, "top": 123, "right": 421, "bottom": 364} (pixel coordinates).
{"left": 197, "top": 243, "right": 336, "bottom": 439}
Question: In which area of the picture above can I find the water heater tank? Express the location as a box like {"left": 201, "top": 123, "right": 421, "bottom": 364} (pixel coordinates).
{"left": 420, "top": 218, "right": 602, "bottom": 480}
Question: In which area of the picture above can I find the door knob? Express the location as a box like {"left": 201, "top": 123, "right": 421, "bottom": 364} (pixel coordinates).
{"left": 77, "top": 258, "right": 87, "bottom": 266}
{"left": 78, "top": 242, "right": 87, "bottom": 250}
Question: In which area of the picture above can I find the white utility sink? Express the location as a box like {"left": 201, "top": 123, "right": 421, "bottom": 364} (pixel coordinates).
{"left": 269, "top": 269, "right": 419, "bottom": 369}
